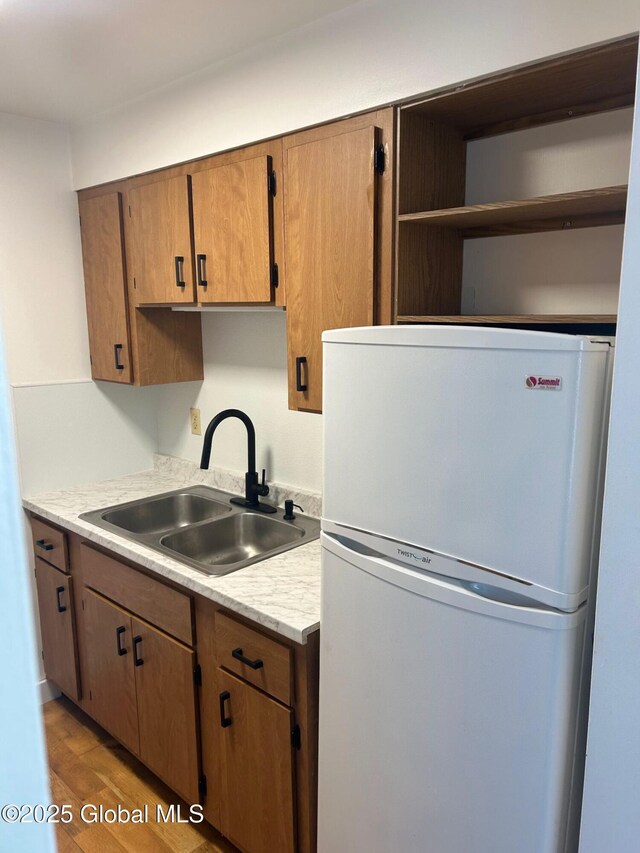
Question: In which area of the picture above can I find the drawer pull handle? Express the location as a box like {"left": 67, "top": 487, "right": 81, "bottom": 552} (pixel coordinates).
{"left": 219, "top": 690, "right": 232, "bottom": 728}
{"left": 133, "top": 635, "right": 143, "bottom": 667}
{"left": 232, "top": 647, "right": 264, "bottom": 670}
{"left": 295, "top": 356, "right": 307, "bottom": 392}
{"left": 116, "top": 626, "right": 127, "bottom": 656}
{"left": 36, "top": 539, "right": 54, "bottom": 552}
{"left": 55, "top": 586, "right": 66, "bottom": 614}
{"left": 174, "top": 256, "right": 185, "bottom": 288}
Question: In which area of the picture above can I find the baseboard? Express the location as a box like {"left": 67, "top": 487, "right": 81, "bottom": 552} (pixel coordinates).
{"left": 39, "top": 679, "right": 61, "bottom": 704}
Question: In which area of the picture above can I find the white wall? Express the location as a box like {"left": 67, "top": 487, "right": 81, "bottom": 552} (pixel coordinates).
{"left": 157, "top": 312, "right": 323, "bottom": 492}
{"left": 70, "top": 0, "right": 640, "bottom": 187}
{"left": 579, "top": 63, "right": 640, "bottom": 852}
{"left": 0, "top": 112, "right": 89, "bottom": 384}
{"left": 0, "top": 112, "right": 160, "bottom": 492}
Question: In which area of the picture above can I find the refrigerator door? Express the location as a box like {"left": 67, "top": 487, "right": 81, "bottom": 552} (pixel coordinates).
{"left": 322, "top": 326, "right": 610, "bottom": 605}
{"left": 318, "top": 532, "right": 589, "bottom": 853}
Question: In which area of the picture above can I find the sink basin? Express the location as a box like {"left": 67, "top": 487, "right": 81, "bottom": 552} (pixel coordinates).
{"left": 102, "top": 491, "right": 229, "bottom": 535}
{"left": 162, "top": 512, "right": 305, "bottom": 567}
{"left": 80, "top": 485, "right": 320, "bottom": 576}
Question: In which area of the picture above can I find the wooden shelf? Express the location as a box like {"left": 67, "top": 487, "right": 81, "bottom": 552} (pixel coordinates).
{"left": 397, "top": 314, "right": 617, "bottom": 325}
{"left": 402, "top": 36, "right": 638, "bottom": 139}
{"left": 398, "top": 186, "right": 627, "bottom": 237}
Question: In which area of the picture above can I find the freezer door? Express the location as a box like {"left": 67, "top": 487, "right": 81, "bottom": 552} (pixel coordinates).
{"left": 322, "top": 327, "right": 610, "bottom": 601}
{"left": 318, "top": 533, "right": 589, "bottom": 853}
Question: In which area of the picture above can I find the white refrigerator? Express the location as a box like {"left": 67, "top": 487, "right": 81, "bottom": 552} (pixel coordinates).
{"left": 318, "top": 326, "right": 613, "bottom": 853}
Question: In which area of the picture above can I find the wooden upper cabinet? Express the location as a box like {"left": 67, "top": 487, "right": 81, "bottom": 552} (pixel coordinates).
{"left": 129, "top": 175, "right": 195, "bottom": 305}
{"left": 78, "top": 193, "right": 132, "bottom": 383}
{"left": 192, "top": 154, "right": 275, "bottom": 303}
{"left": 284, "top": 122, "right": 380, "bottom": 412}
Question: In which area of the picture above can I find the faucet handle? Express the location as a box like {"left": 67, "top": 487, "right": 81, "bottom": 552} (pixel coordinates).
{"left": 257, "top": 468, "right": 270, "bottom": 497}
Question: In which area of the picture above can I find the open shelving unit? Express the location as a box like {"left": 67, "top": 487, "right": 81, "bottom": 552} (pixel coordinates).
{"left": 394, "top": 35, "right": 638, "bottom": 328}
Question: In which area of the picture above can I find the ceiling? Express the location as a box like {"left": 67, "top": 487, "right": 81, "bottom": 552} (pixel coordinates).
{"left": 0, "top": 0, "right": 360, "bottom": 123}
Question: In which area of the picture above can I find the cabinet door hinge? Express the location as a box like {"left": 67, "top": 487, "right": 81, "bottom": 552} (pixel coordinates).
{"left": 198, "top": 774, "right": 207, "bottom": 800}
{"left": 291, "top": 723, "right": 301, "bottom": 750}
{"left": 374, "top": 144, "right": 386, "bottom": 175}
{"left": 271, "top": 263, "right": 279, "bottom": 288}
{"left": 268, "top": 171, "right": 277, "bottom": 196}
{"left": 193, "top": 664, "right": 202, "bottom": 686}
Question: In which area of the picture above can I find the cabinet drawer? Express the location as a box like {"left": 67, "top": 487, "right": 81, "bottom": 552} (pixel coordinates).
{"left": 31, "top": 517, "right": 69, "bottom": 573}
{"left": 215, "top": 612, "right": 293, "bottom": 705}
{"left": 81, "top": 544, "right": 194, "bottom": 646}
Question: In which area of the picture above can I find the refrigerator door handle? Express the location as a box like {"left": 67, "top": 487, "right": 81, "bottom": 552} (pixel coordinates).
{"left": 322, "top": 531, "right": 585, "bottom": 630}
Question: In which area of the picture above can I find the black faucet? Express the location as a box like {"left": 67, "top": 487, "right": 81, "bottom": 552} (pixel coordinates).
{"left": 200, "top": 409, "right": 276, "bottom": 514}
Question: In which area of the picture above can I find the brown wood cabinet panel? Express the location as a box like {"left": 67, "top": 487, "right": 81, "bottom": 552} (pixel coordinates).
{"left": 129, "top": 175, "right": 195, "bottom": 305}
{"left": 31, "top": 516, "right": 69, "bottom": 572}
{"left": 83, "top": 590, "right": 139, "bottom": 755}
{"left": 35, "top": 558, "right": 79, "bottom": 701}
{"left": 78, "top": 192, "right": 132, "bottom": 383}
{"left": 131, "top": 617, "right": 200, "bottom": 805}
{"left": 192, "top": 155, "right": 274, "bottom": 304}
{"left": 215, "top": 611, "right": 293, "bottom": 705}
{"left": 285, "top": 125, "right": 377, "bottom": 412}
{"left": 216, "top": 669, "right": 296, "bottom": 853}
{"left": 81, "top": 544, "right": 194, "bottom": 645}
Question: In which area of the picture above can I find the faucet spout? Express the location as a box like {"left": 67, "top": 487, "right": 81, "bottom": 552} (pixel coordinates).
{"left": 200, "top": 408, "right": 256, "bottom": 474}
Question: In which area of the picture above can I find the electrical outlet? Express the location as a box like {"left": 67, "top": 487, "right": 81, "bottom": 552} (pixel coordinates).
{"left": 190, "top": 407, "right": 202, "bottom": 436}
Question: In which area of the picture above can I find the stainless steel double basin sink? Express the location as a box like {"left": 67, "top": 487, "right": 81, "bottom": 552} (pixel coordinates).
{"left": 80, "top": 485, "right": 320, "bottom": 577}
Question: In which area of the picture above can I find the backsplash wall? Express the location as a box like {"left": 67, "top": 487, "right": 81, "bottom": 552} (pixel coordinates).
{"left": 155, "top": 312, "right": 323, "bottom": 494}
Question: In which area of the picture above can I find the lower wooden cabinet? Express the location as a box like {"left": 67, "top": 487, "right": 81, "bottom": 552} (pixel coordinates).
{"left": 83, "top": 590, "right": 139, "bottom": 754}
{"left": 32, "top": 521, "right": 319, "bottom": 853}
{"left": 132, "top": 616, "right": 200, "bottom": 804}
{"left": 216, "top": 669, "right": 296, "bottom": 853}
{"left": 83, "top": 590, "right": 200, "bottom": 803}
{"left": 34, "top": 558, "right": 79, "bottom": 702}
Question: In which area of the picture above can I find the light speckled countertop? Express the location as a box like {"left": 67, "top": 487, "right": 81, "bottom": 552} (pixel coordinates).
{"left": 23, "top": 455, "right": 321, "bottom": 644}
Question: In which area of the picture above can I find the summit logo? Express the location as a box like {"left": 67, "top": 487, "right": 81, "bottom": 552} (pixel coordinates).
{"left": 525, "top": 375, "right": 562, "bottom": 390}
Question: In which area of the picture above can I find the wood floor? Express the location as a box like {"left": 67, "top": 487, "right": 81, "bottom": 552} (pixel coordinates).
{"left": 44, "top": 696, "right": 237, "bottom": 853}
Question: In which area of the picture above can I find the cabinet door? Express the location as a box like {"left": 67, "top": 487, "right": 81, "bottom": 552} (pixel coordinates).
{"left": 131, "top": 617, "right": 199, "bottom": 804}
{"left": 192, "top": 155, "right": 274, "bottom": 303}
{"left": 83, "top": 591, "right": 139, "bottom": 755}
{"left": 217, "top": 669, "right": 296, "bottom": 853}
{"left": 285, "top": 125, "right": 377, "bottom": 412}
{"left": 129, "top": 175, "right": 195, "bottom": 304}
{"left": 78, "top": 193, "right": 132, "bottom": 383}
{"left": 35, "top": 559, "right": 79, "bottom": 701}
